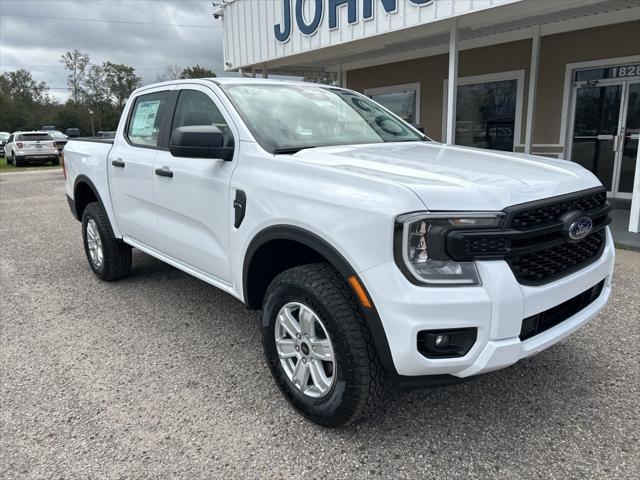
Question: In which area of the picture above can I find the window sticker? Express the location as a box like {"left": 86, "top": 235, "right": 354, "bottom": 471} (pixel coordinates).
{"left": 131, "top": 100, "right": 161, "bottom": 137}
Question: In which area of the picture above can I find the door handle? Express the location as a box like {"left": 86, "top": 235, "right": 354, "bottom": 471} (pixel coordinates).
{"left": 111, "top": 159, "right": 125, "bottom": 168}
{"left": 155, "top": 167, "right": 173, "bottom": 178}
{"left": 613, "top": 135, "right": 626, "bottom": 152}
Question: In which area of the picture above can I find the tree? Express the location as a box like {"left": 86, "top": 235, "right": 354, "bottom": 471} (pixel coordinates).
{"left": 180, "top": 65, "right": 216, "bottom": 79}
{"left": 83, "top": 65, "right": 111, "bottom": 131}
{"left": 303, "top": 75, "right": 337, "bottom": 86}
{"left": 84, "top": 65, "right": 109, "bottom": 106}
{"left": 0, "top": 70, "right": 53, "bottom": 132}
{"left": 157, "top": 64, "right": 182, "bottom": 82}
{"left": 103, "top": 62, "right": 141, "bottom": 110}
{"left": 0, "top": 69, "right": 50, "bottom": 103}
{"left": 60, "top": 50, "right": 90, "bottom": 103}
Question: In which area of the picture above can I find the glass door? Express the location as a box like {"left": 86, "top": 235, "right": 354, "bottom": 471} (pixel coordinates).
{"left": 569, "top": 82, "right": 624, "bottom": 192}
{"left": 616, "top": 82, "right": 639, "bottom": 196}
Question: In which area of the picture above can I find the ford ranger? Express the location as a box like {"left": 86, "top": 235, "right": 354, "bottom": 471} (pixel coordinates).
{"left": 64, "top": 78, "right": 614, "bottom": 427}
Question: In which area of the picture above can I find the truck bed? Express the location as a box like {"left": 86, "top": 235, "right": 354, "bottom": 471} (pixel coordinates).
{"left": 70, "top": 137, "right": 115, "bottom": 145}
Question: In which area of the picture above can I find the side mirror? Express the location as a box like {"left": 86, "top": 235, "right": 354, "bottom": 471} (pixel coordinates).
{"left": 169, "top": 125, "right": 234, "bottom": 161}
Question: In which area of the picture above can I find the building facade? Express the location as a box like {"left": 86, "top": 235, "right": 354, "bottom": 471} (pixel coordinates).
{"left": 217, "top": 0, "right": 640, "bottom": 231}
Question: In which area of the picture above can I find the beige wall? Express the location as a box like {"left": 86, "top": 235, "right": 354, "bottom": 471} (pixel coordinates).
{"left": 348, "top": 54, "right": 448, "bottom": 141}
{"left": 535, "top": 21, "right": 640, "bottom": 146}
{"left": 348, "top": 21, "right": 640, "bottom": 150}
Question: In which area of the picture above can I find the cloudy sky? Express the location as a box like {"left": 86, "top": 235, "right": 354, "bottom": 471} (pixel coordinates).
{"left": 0, "top": 0, "right": 228, "bottom": 102}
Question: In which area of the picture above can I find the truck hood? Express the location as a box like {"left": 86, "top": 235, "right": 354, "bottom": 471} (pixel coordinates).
{"left": 292, "top": 142, "right": 601, "bottom": 211}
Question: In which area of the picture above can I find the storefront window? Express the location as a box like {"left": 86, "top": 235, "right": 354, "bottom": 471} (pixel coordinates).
{"left": 455, "top": 79, "right": 518, "bottom": 152}
{"left": 365, "top": 83, "right": 420, "bottom": 126}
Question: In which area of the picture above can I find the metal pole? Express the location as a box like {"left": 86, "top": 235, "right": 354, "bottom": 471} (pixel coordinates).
{"left": 629, "top": 135, "right": 640, "bottom": 233}
{"left": 525, "top": 25, "right": 541, "bottom": 154}
{"left": 89, "top": 110, "right": 95, "bottom": 137}
{"left": 446, "top": 19, "right": 459, "bottom": 145}
{"left": 262, "top": 63, "right": 268, "bottom": 79}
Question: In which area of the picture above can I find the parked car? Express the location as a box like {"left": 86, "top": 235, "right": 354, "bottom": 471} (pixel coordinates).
{"left": 0, "top": 132, "right": 10, "bottom": 157}
{"left": 41, "top": 125, "right": 56, "bottom": 131}
{"left": 4, "top": 131, "right": 59, "bottom": 167}
{"left": 63, "top": 79, "right": 614, "bottom": 427}
{"left": 49, "top": 130, "right": 69, "bottom": 154}
{"left": 65, "top": 128, "right": 81, "bottom": 138}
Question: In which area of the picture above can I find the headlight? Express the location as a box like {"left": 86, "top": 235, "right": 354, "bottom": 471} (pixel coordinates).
{"left": 394, "top": 212, "right": 504, "bottom": 286}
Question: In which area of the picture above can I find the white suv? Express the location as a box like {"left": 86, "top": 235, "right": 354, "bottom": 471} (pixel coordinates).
{"left": 4, "top": 131, "right": 60, "bottom": 167}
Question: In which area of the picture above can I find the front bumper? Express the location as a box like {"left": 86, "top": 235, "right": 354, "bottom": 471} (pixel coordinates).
{"left": 360, "top": 227, "right": 615, "bottom": 378}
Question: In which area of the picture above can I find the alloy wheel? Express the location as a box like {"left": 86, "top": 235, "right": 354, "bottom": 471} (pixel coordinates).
{"left": 86, "top": 219, "right": 104, "bottom": 269}
{"left": 275, "top": 302, "right": 336, "bottom": 398}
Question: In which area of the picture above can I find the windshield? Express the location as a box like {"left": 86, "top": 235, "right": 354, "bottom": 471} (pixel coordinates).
{"left": 50, "top": 131, "right": 67, "bottom": 139}
{"left": 222, "top": 84, "right": 426, "bottom": 153}
{"left": 0, "top": 132, "right": 10, "bottom": 141}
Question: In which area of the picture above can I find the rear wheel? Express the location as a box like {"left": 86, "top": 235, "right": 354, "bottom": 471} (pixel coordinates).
{"left": 262, "top": 264, "right": 386, "bottom": 427}
{"left": 13, "top": 153, "right": 22, "bottom": 167}
{"left": 81, "top": 202, "right": 132, "bottom": 281}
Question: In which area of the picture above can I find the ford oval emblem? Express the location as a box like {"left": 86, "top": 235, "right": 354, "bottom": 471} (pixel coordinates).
{"left": 568, "top": 216, "right": 593, "bottom": 241}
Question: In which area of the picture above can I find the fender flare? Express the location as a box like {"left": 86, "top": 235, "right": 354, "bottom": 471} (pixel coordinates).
{"left": 72, "top": 174, "right": 104, "bottom": 220}
{"left": 71, "top": 175, "right": 121, "bottom": 239}
{"left": 243, "top": 224, "right": 399, "bottom": 376}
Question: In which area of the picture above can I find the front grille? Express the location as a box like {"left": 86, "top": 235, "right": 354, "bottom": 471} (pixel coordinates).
{"left": 507, "top": 231, "right": 605, "bottom": 283}
{"left": 463, "top": 236, "right": 510, "bottom": 255}
{"left": 519, "top": 280, "right": 605, "bottom": 341}
{"left": 510, "top": 191, "right": 606, "bottom": 230}
{"left": 446, "top": 188, "right": 611, "bottom": 285}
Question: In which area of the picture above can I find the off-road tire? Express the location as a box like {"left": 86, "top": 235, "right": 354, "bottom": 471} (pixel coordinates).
{"left": 262, "top": 263, "right": 386, "bottom": 427}
{"left": 81, "top": 202, "right": 132, "bottom": 281}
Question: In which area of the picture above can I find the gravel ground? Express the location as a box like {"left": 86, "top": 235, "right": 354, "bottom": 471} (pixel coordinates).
{"left": 1, "top": 169, "right": 638, "bottom": 480}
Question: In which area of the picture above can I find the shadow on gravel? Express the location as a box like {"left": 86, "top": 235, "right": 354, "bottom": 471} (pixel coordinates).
{"left": 119, "top": 249, "right": 609, "bottom": 444}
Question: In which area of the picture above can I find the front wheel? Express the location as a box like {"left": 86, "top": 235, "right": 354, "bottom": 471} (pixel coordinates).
{"left": 262, "top": 264, "right": 386, "bottom": 427}
{"left": 81, "top": 202, "right": 132, "bottom": 281}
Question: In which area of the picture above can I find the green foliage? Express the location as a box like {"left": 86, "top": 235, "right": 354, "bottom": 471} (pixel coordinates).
{"left": 103, "top": 62, "right": 142, "bottom": 108}
{"left": 0, "top": 51, "right": 143, "bottom": 134}
{"left": 0, "top": 69, "right": 56, "bottom": 132}
{"left": 180, "top": 65, "right": 216, "bottom": 79}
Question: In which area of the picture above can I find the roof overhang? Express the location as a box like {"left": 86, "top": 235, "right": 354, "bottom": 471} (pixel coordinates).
{"left": 220, "top": 0, "right": 640, "bottom": 75}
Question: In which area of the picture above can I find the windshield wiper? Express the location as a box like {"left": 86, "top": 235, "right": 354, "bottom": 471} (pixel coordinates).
{"left": 272, "top": 146, "right": 318, "bottom": 155}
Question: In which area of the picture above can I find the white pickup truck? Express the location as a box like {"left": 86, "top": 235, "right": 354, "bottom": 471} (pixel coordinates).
{"left": 64, "top": 78, "right": 614, "bottom": 427}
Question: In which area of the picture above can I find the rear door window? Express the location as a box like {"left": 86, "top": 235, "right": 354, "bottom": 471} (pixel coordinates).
{"left": 126, "top": 91, "right": 170, "bottom": 148}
